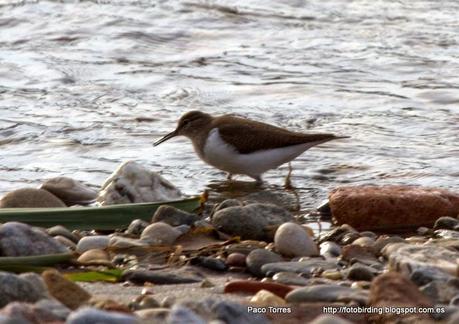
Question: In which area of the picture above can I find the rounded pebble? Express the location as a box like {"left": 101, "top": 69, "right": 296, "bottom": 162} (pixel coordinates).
{"left": 274, "top": 222, "right": 318, "bottom": 257}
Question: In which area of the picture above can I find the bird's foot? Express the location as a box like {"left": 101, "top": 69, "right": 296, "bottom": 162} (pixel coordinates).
{"left": 226, "top": 173, "right": 233, "bottom": 181}
{"left": 254, "top": 176, "right": 264, "bottom": 187}
{"left": 284, "top": 162, "right": 294, "bottom": 189}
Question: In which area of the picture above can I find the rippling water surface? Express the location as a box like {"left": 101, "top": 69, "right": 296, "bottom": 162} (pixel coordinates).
{"left": 1, "top": 0, "right": 458, "bottom": 210}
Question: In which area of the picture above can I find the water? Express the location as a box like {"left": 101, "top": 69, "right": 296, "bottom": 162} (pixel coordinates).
{"left": 1, "top": 0, "right": 458, "bottom": 211}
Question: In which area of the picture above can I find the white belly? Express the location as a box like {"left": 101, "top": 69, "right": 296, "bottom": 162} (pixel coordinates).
{"left": 202, "top": 128, "right": 318, "bottom": 179}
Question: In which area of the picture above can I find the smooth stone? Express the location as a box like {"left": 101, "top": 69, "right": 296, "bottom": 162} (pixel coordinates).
{"left": 341, "top": 244, "right": 379, "bottom": 265}
{"left": 340, "top": 232, "right": 361, "bottom": 245}
{"left": 319, "top": 241, "right": 341, "bottom": 258}
{"left": 42, "top": 269, "right": 91, "bottom": 310}
{"left": 138, "top": 296, "right": 160, "bottom": 309}
{"left": 109, "top": 236, "right": 149, "bottom": 249}
{"left": 318, "top": 224, "right": 358, "bottom": 244}
{"left": 410, "top": 267, "right": 454, "bottom": 286}
{"left": 96, "top": 160, "right": 182, "bottom": 205}
{"left": 387, "top": 244, "right": 459, "bottom": 277}
{"left": 261, "top": 259, "right": 339, "bottom": 277}
{"left": 77, "top": 249, "right": 111, "bottom": 265}
{"left": 368, "top": 272, "right": 433, "bottom": 323}
{"left": 76, "top": 235, "right": 110, "bottom": 254}
{"left": 321, "top": 270, "right": 343, "bottom": 280}
{"left": 352, "top": 236, "right": 375, "bottom": 247}
{"left": 212, "top": 203, "right": 293, "bottom": 240}
{"left": 66, "top": 307, "right": 139, "bottom": 324}
{"left": 41, "top": 177, "right": 97, "bottom": 205}
{"left": 272, "top": 272, "right": 310, "bottom": 286}
{"left": 224, "top": 280, "right": 293, "bottom": 298}
{"left": 372, "top": 235, "right": 406, "bottom": 255}
{"left": 212, "top": 199, "right": 243, "bottom": 215}
{"left": 34, "top": 299, "right": 71, "bottom": 321}
{"left": 125, "top": 219, "right": 150, "bottom": 236}
{"left": 0, "top": 222, "right": 68, "bottom": 256}
{"left": 0, "top": 272, "right": 44, "bottom": 308}
{"left": 167, "top": 305, "right": 206, "bottom": 324}
{"left": 190, "top": 257, "right": 227, "bottom": 271}
{"left": 0, "top": 301, "right": 66, "bottom": 323}
{"left": 420, "top": 279, "right": 459, "bottom": 304}
{"left": 47, "top": 225, "right": 79, "bottom": 243}
{"left": 54, "top": 236, "right": 77, "bottom": 250}
{"left": 175, "top": 224, "right": 191, "bottom": 235}
{"left": 152, "top": 205, "right": 199, "bottom": 226}
{"left": 225, "top": 253, "right": 246, "bottom": 267}
{"left": 434, "top": 229, "right": 459, "bottom": 240}
{"left": 310, "top": 314, "right": 353, "bottom": 324}
{"left": 246, "top": 249, "right": 282, "bottom": 277}
{"left": 140, "top": 222, "right": 182, "bottom": 245}
{"left": 417, "top": 226, "right": 432, "bottom": 236}
{"left": 286, "top": 284, "right": 368, "bottom": 305}
{"left": 122, "top": 269, "right": 202, "bottom": 285}
{"left": 346, "top": 264, "right": 377, "bottom": 281}
{"left": 274, "top": 222, "right": 318, "bottom": 257}
{"left": 0, "top": 188, "right": 66, "bottom": 208}
{"left": 19, "top": 272, "right": 50, "bottom": 299}
{"left": 250, "top": 289, "right": 286, "bottom": 306}
{"left": 434, "top": 216, "right": 459, "bottom": 230}
{"left": 360, "top": 231, "right": 377, "bottom": 239}
{"left": 135, "top": 308, "right": 170, "bottom": 322}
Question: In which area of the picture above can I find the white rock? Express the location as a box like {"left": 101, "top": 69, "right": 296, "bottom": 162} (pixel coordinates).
{"left": 140, "top": 222, "right": 182, "bottom": 246}
{"left": 96, "top": 161, "right": 182, "bottom": 205}
{"left": 76, "top": 236, "right": 110, "bottom": 254}
{"left": 274, "top": 222, "right": 318, "bottom": 257}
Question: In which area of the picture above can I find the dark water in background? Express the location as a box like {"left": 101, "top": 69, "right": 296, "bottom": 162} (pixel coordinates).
{"left": 0, "top": 0, "right": 458, "bottom": 211}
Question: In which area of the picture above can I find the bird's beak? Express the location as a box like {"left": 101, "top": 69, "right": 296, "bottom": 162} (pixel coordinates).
{"left": 153, "top": 130, "right": 177, "bottom": 146}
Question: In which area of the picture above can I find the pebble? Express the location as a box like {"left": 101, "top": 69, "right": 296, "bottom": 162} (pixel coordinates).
{"left": 96, "top": 161, "right": 182, "bottom": 205}
{"left": 0, "top": 301, "right": 66, "bottom": 323}
{"left": 135, "top": 308, "right": 170, "bottom": 322}
{"left": 212, "top": 199, "right": 242, "bottom": 215}
{"left": 321, "top": 269, "right": 343, "bottom": 280}
{"left": 131, "top": 296, "right": 160, "bottom": 310}
{"left": 340, "top": 232, "right": 361, "bottom": 245}
{"left": 261, "top": 259, "right": 339, "bottom": 277}
{"left": 341, "top": 244, "right": 379, "bottom": 266}
{"left": 346, "top": 263, "right": 377, "bottom": 281}
{"left": 409, "top": 267, "right": 454, "bottom": 286}
{"left": 140, "top": 222, "right": 182, "bottom": 245}
{"left": 319, "top": 241, "right": 341, "bottom": 258}
{"left": 42, "top": 269, "right": 91, "bottom": 310}
{"left": 212, "top": 203, "right": 293, "bottom": 240}
{"left": 161, "top": 296, "right": 176, "bottom": 308}
{"left": 272, "top": 272, "right": 310, "bottom": 286}
{"left": 167, "top": 305, "right": 206, "bottom": 324}
{"left": 190, "top": 256, "right": 227, "bottom": 271}
{"left": 54, "top": 235, "right": 77, "bottom": 250}
{"left": 76, "top": 235, "right": 110, "bottom": 254}
{"left": 66, "top": 307, "right": 140, "bottom": 324}
{"left": 109, "top": 236, "right": 149, "bottom": 249}
{"left": 0, "top": 222, "right": 68, "bottom": 256}
{"left": 359, "top": 231, "right": 377, "bottom": 239}
{"left": 19, "top": 272, "right": 50, "bottom": 299}
{"left": 286, "top": 284, "right": 368, "bottom": 305}
{"left": 77, "top": 249, "right": 111, "bottom": 265}
{"left": 125, "top": 219, "right": 150, "bottom": 236}
{"left": 352, "top": 236, "right": 375, "bottom": 247}
{"left": 434, "top": 216, "right": 459, "bottom": 230}
{"left": 0, "top": 272, "right": 44, "bottom": 308}
{"left": 152, "top": 205, "right": 199, "bottom": 226}
{"left": 417, "top": 226, "right": 432, "bottom": 236}
{"left": 40, "top": 176, "right": 97, "bottom": 205}
{"left": 224, "top": 280, "right": 293, "bottom": 298}
{"left": 250, "top": 289, "right": 286, "bottom": 306}
{"left": 0, "top": 188, "right": 66, "bottom": 208}
{"left": 372, "top": 235, "right": 406, "bottom": 255}
{"left": 420, "top": 279, "right": 459, "bottom": 304}
{"left": 47, "top": 225, "right": 79, "bottom": 243}
{"left": 274, "top": 222, "right": 318, "bottom": 257}
{"left": 225, "top": 253, "right": 246, "bottom": 267}
{"left": 319, "top": 224, "right": 358, "bottom": 244}
{"left": 122, "top": 269, "right": 202, "bottom": 285}
{"left": 246, "top": 249, "right": 282, "bottom": 277}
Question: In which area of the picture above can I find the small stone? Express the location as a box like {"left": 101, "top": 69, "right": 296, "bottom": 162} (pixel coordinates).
{"left": 434, "top": 216, "right": 459, "bottom": 230}
{"left": 135, "top": 308, "right": 170, "bottom": 322}
{"left": 47, "top": 225, "right": 79, "bottom": 243}
{"left": 212, "top": 203, "right": 293, "bottom": 240}
{"left": 246, "top": 249, "right": 282, "bottom": 277}
{"left": 167, "top": 305, "right": 206, "bottom": 324}
{"left": 66, "top": 307, "right": 139, "bottom": 324}
{"left": 410, "top": 268, "right": 454, "bottom": 286}
{"left": 226, "top": 253, "right": 246, "bottom": 267}
{"left": 224, "top": 280, "right": 293, "bottom": 298}
{"left": 125, "top": 219, "right": 150, "bottom": 236}
{"left": 319, "top": 224, "right": 358, "bottom": 244}
{"left": 200, "top": 279, "right": 215, "bottom": 288}
{"left": 88, "top": 297, "right": 130, "bottom": 313}
{"left": 0, "top": 222, "right": 68, "bottom": 256}
{"left": 190, "top": 256, "right": 227, "bottom": 271}
{"left": 152, "top": 205, "right": 199, "bottom": 226}
{"left": 346, "top": 264, "right": 377, "bottom": 281}
{"left": 161, "top": 296, "right": 176, "bottom": 308}
{"left": 41, "top": 177, "right": 97, "bottom": 205}
{"left": 341, "top": 244, "right": 378, "bottom": 265}
{"left": 310, "top": 314, "right": 353, "bottom": 324}
{"left": 272, "top": 272, "right": 310, "bottom": 286}
{"left": 42, "top": 269, "right": 91, "bottom": 310}
{"left": 417, "top": 226, "right": 432, "bottom": 236}
{"left": 19, "top": 272, "right": 50, "bottom": 299}
{"left": 372, "top": 235, "right": 406, "bottom": 255}
{"left": 250, "top": 289, "right": 286, "bottom": 306}
{"left": 109, "top": 236, "right": 149, "bottom": 249}
{"left": 0, "top": 272, "right": 44, "bottom": 308}
{"left": 76, "top": 235, "right": 110, "bottom": 254}
{"left": 420, "top": 279, "right": 459, "bottom": 304}
{"left": 320, "top": 241, "right": 341, "bottom": 258}
{"left": 140, "top": 222, "right": 182, "bottom": 245}
{"left": 77, "top": 249, "right": 111, "bottom": 265}
{"left": 122, "top": 269, "right": 202, "bottom": 285}
{"left": 340, "top": 232, "right": 361, "bottom": 245}
{"left": 274, "top": 222, "right": 318, "bottom": 257}
{"left": 54, "top": 235, "right": 77, "bottom": 250}
{"left": 0, "top": 188, "right": 66, "bottom": 208}
{"left": 138, "top": 296, "right": 160, "bottom": 310}
{"left": 359, "top": 231, "right": 377, "bottom": 239}
{"left": 0, "top": 300, "right": 69, "bottom": 323}
{"left": 321, "top": 270, "right": 342, "bottom": 280}
{"left": 352, "top": 236, "right": 375, "bottom": 247}
{"left": 212, "top": 199, "right": 242, "bottom": 214}
{"left": 261, "top": 259, "right": 339, "bottom": 277}
{"left": 286, "top": 284, "right": 368, "bottom": 305}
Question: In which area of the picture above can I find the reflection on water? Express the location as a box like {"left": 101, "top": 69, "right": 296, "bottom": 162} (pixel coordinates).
{"left": 1, "top": 0, "right": 458, "bottom": 212}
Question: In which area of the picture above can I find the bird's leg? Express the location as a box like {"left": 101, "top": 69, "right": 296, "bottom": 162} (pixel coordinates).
{"left": 254, "top": 176, "right": 264, "bottom": 186}
{"left": 226, "top": 173, "right": 233, "bottom": 181}
{"left": 284, "top": 162, "right": 294, "bottom": 189}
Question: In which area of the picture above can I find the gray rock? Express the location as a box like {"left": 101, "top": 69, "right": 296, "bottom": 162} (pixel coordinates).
{"left": 0, "top": 188, "right": 66, "bottom": 208}
{"left": 261, "top": 259, "right": 339, "bottom": 277}
{"left": 135, "top": 308, "right": 170, "bottom": 322}
{"left": 41, "top": 177, "right": 97, "bottom": 206}
{"left": 345, "top": 263, "right": 377, "bottom": 281}
{"left": 434, "top": 216, "right": 459, "bottom": 230}
{"left": 153, "top": 205, "right": 199, "bottom": 226}
{"left": 76, "top": 235, "right": 110, "bottom": 254}
{"left": 96, "top": 161, "right": 182, "bottom": 205}
{"left": 319, "top": 241, "right": 341, "bottom": 258}
{"left": 272, "top": 272, "right": 310, "bottom": 286}
{"left": 34, "top": 299, "right": 71, "bottom": 321}
{"left": 274, "top": 222, "right": 318, "bottom": 257}
{"left": 47, "top": 225, "right": 79, "bottom": 243}
{"left": 190, "top": 257, "right": 227, "bottom": 271}
{"left": 0, "top": 272, "right": 44, "bottom": 308}
{"left": 125, "top": 219, "right": 150, "bottom": 236}
{"left": 246, "top": 249, "right": 282, "bottom": 277}
{"left": 352, "top": 236, "right": 375, "bottom": 247}
{"left": 310, "top": 314, "right": 353, "bottom": 324}
{"left": 0, "top": 301, "right": 66, "bottom": 323}
{"left": 0, "top": 315, "right": 26, "bottom": 324}
{"left": 122, "top": 269, "right": 202, "bottom": 285}
{"left": 19, "top": 273, "right": 50, "bottom": 299}
{"left": 140, "top": 222, "right": 182, "bottom": 245}
{"left": 66, "top": 307, "right": 139, "bottom": 324}
{"left": 318, "top": 224, "right": 358, "bottom": 244}
{"left": 167, "top": 305, "right": 206, "bottom": 324}
{"left": 212, "top": 199, "right": 242, "bottom": 214}
{"left": 0, "top": 222, "right": 68, "bottom": 256}
{"left": 286, "top": 284, "right": 368, "bottom": 305}
{"left": 212, "top": 203, "right": 293, "bottom": 240}
{"left": 54, "top": 236, "right": 77, "bottom": 250}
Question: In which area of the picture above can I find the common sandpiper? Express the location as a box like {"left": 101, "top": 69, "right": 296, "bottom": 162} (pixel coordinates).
{"left": 154, "top": 111, "right": 348, "bottom": 185}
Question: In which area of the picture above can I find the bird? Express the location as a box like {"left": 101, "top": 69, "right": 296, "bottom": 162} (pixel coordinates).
{"left": 153, "top": 111, "right": 348, "bottom": 185}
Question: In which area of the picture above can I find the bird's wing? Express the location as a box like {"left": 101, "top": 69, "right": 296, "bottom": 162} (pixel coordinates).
{"left": 216, "top": 117, "right": 341, "bottom": 154}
